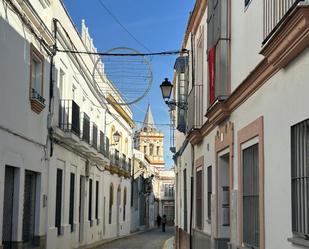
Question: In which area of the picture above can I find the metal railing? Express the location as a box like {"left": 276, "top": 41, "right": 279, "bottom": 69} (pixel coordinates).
{"left": 263, "top": 0, "right": 303, "bottom": 43}
{"left": 91, "top": 123, "right": 98, "bottom": 149}
{"left": 110, "top": 149, "right": 131, "bottom": 172}
{"left": 187, "top": 84, "right": 204, "bottom": 131}
{"left": 31, "top": 88, "right": 45, "bottom": 104}
{"left": 81, "top": 113, "right": 90, "bottom": 144}
{"left": 58, "top": 100, "right": 80, "bottom": 136}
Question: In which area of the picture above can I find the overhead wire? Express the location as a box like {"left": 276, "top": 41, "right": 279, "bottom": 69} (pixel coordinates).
{"left": 97, "top": 0, "right": 151, "bottom": 53}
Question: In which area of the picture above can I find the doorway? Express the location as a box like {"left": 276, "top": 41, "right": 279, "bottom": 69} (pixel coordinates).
{"left": 116, "top": 186, "right": 121, "bottom": 236}
{"left": 22, "top": 171, "right": 38, "bottom": 246}
{"left": 2, "top": 166, "right": 18, "bottom": 249}
{"left": 79, "top": 176, "right": 86, "bottom": 243}
{"left": 218, "top": 152, "right": 230, "bottom": 243}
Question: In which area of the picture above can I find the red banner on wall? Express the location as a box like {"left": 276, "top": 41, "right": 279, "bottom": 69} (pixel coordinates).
{"left": 208, "top": 46, "right": 216, "bottom": 105}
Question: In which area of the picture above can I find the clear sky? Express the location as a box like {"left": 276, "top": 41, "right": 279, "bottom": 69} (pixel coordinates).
{"left": 63, "top": 0, "right": 195, "bottom": 169}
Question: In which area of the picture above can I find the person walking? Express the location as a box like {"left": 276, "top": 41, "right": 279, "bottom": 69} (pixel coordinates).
{"left": 156, "top": 214, "right": 162, "bottom": 228}
{"left": 161, "top": 214, "right": 167, "bottom": 232}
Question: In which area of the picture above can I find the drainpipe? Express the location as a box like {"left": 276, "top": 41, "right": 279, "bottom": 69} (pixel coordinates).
{"left": 48, "top": 19, "right": 58, "bottom": 157}
{"left": 189, "top": 32, "right": 195, "bottom": 249}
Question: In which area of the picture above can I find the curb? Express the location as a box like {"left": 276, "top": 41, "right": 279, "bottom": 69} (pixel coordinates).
{"left": 79, "top": 228, "right": 155, "bottom": 249}
{"left": 162, "top": 236, "right": 175, "bottom": 249}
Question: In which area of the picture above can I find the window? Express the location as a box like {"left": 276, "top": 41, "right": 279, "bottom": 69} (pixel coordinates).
{"left": 291, "top": 120, "right": 309, "bottom": 237}
{"left": 144, "top": 146, "right": 147, "bottom": 154}
{"left": 88, "top": 179, "right": 93, "bottom": 226}
{"left": 150, "top": 144, "right": 154, "bottom": 155}
{"left": 95, "top": 181, "right": 99, "bottom": 221}
{"left": 156, "top": 146, "right": 160, "bottom": 155}
{"left": 30, "top": 47, "right": 43, "bottom": 96}
{"left": 123, "top": 187, "right": 127, "bottom": 221}
{"left": 69, "top": 173, "right": 75, "bottom": 232}
{"left": 243, "top": 144, "right": 259, "bottom": 248}
{"left": 164, "top": 184, "right": 174, "bottom": 197}
{"left": 207, "top": 166, "right": 212, "bottom": 221}
{"left": 183, "top": 169, "right": 187, "bottom": 231}
{"left": 55, "top": 169, "right": 63, "bottom": 236}
{"left": 30, "top": 45, "right": 45, "bottom": 112}
{"left": 196, "top": 169, "right": 203, "bottom": 230}
{"left": 109, "top": 184, "right": 113, "bottom": 224}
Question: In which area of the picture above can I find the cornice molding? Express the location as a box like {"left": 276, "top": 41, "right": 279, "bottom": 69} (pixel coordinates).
{"left": 260, "top": 5, "right": 309, "bottom": 69}
{"left": 107, "top": 95, "right": 135, "bottom": 128}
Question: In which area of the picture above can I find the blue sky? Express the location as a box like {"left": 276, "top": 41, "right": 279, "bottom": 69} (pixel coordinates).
{"left": 63, "top": 0, "right": 195, "bottom": 169}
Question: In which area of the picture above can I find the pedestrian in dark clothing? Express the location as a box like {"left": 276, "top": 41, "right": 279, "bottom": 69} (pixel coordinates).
{"left": 157, "top": 214, "right": 162, "bottom": 228}
{"left": 161, "top": 214, "right": 167, "bottom": 232}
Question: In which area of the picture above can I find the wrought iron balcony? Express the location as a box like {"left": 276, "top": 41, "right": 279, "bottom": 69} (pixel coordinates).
{"left": 58, "top": 100, "right": 80, "bottom": 136}
{"left": 187, "top": 84, "right": 204, "bottom": 132}
{"left": 31, "top": 88, "right": 45, "bottom": 104}
{"left": 91, "top": 123, "right": 98, "bottom": 149}
{"left": 99, "top": 131, "right": 110, "bottom": 158}
{"left": 81, "top": 113, "right": 90, "bottom": 144}
{"left": 263, "top": 0, "right": 304, "bottom": 44}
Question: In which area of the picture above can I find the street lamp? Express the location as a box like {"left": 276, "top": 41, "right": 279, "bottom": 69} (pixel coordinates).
{"left": 160, "top": 78, "right": 187, "bottom": 110}
{"left": 160, "top": 78, "right": 173, "bottom": 103}
{"left": 113, "top": 131, "right": 120, "bottom": 145}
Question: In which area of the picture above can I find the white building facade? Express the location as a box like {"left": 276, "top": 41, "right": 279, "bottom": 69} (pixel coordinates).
{"left": 0, "top": 1, "right": 133, "bottom": 249}
{"left": 173, "top": 1, "right": 309, "bottom": 249}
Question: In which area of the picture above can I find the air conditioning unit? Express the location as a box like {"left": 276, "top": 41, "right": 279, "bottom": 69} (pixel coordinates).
{"left": 85, "top": 160, "right": 90, "bottom": 177}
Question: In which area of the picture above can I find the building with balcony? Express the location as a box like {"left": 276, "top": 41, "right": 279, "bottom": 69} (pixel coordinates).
{"left": 0, "top": 1, "right": 133, "bottom": 249}
{"left": 172, "top": 1, "right": 309, "bottom": 249}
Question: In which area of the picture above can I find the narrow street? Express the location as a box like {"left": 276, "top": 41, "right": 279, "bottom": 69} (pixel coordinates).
{"left": 97, "top": 227, "right": 175, "bottom": 249}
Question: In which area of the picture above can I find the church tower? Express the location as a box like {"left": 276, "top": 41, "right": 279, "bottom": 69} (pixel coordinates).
{"left": 134, "top": 105, "right": 165, "bottom": 170}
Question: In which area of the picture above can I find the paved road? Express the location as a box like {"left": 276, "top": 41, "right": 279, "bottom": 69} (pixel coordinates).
{"left": 96, "top": 227, "right": 175, "bottom": 249}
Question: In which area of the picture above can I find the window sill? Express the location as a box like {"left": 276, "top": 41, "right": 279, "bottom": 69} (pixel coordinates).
{"left": 30, "top": 98, "right": 45, "bottom": 114}
{"left": 288, "top": 236, "right": 309, "bottom": 248}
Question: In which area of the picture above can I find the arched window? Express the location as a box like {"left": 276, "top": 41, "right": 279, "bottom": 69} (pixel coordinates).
{"left": 156, "top": 146, "right": 160, "bottom": 155}
{"left": 149, "top": 144, "right": 154, "bottom": 155}
{"left": 109, "top": 183, "right": 113, "bottom": 224}
{"left": 123, "top": 187, "right": 127, "bottom": 221}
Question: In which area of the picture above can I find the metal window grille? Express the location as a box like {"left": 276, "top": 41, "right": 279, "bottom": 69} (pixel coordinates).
{"left": 88, "top": 179, "right": 92, "bottom": 225}
{"left": 291, "top": 120, "right": 309, "bottom": 236}
{"left": 55, "top": 169, "right": 63, "bottom": 236}
{"left": 196, "top": 170, "right": 203, "bottom": 230}
{"left": 69, "top": 173, "right": 75, "bottom": 232}
{"left": 184, "top": 169, "right": 188, "bottom": 231}
{"left": 207, "top": 166, "right": 212, "bottom": 221}
{"left": 243, "top": 144, "right": 259, "bottom": 247}
{"left": 95, "top": 181, "right": 99, "bottom": 220}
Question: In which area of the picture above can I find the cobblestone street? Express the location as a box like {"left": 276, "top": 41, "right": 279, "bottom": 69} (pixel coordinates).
{"left": 96, "top": 227, "right": 175, "bottom": 249}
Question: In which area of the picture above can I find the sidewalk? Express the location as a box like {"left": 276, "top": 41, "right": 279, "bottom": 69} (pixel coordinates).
{"left": 162, "top": 236, "right": 175, "bottom": 249}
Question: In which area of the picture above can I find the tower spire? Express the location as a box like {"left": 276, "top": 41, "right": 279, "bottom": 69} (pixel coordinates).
{"left": 142, "top": 104, "right": 156, "bottom": 131}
